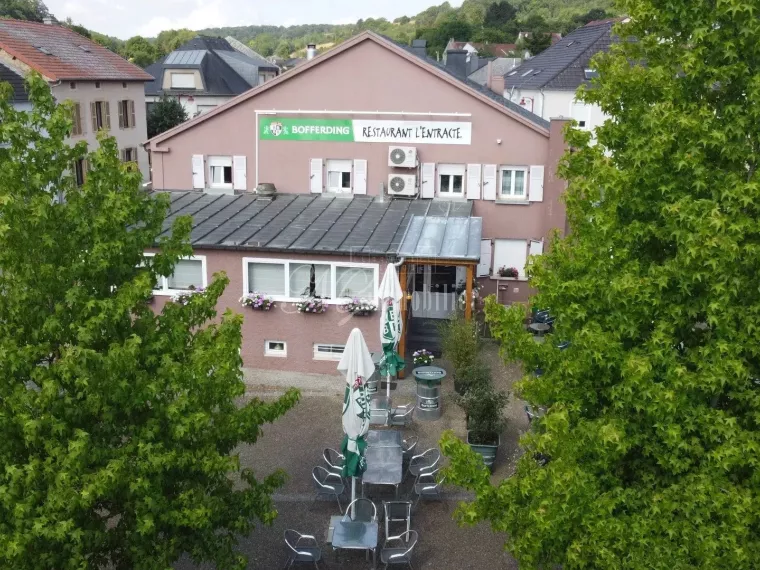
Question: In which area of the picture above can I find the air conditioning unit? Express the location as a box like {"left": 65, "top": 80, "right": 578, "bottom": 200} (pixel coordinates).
{"left": 388, "top": 146, "right": 418, "bottom": 168}
{"left": 387, "top": 174, "right": 418, "bottom": 197}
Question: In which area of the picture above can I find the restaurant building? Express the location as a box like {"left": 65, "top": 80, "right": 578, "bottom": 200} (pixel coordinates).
{"left": 145, "top": 31, "right": 570, "bottom": 373}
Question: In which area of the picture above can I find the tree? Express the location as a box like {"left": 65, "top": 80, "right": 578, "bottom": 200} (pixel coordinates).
{"left": 147, "top": 96, "right": 188, "bottom": 138}
{"left": 472, "top": 27, "right": 513, "bottom": 44}
{"left": 0, "top": 76, "right": 299, "bottom": 569}
{"left": 249, "top": 33, "right": 278, "bottom": 57}
{"left": 442, "top": 2, "right": 760, "bottom": 568}
{"left": 0, "top": 0, "right": 49, "bottom": 21}
{"left": 63, "top": 17, "right": 91, "bottom": 39}
{"left": 521, "top": 31, "right": 552, "bottom": 56}
{"left": 459, "top": 0, "right": 486, "bottom": 27}
{"left": 124, "top": 35, "right": 159, "bottom": 68}
{"left": 484, "top": 1, "right": 517, "bottom": 27}
{"left": 274, "top": 38, "right": 294, "bottom": 59}
{"left": 573, "top": 8, "right": 611, "bottom": 25}
{"left": 155, "top": 29, "right": 196, "bottom": 56}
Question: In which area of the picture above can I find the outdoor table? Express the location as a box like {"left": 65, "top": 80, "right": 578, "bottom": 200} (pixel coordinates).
{"left": 362, "top": 445, "right": 403, "bottom": 498}
{"left": 529, "top": 322, "right": 551, "bottom": 336}
{"left": 412, "top": 366, "right": 446, "bottom": 421}
{"left": 366, "top": 429, "right": 402, "bottom": 448}
{"left": 329, "top": 515, "right": 378, "bottom": 568}
{"left": 369, "top": 395, "right": 392, "bottom": 426}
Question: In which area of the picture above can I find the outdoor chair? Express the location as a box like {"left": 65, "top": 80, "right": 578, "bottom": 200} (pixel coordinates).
{"left": 380, "top": 530, "right": 419, "bottom": 569}
{"left": 389, "top": 404, "right": 415, "bottom": 427}
{"left": 383, "top": 500, "right": 412, "bottom": 540}
{"left": 343, "top": 497, "right": 378, "bottom": 523}
{"left": 283, "top": 529, "right": 325, "bottom": 569}
{"left": 323, "top": 447, "right": 345, "bottom": 475}
{"left": 525, "top": 404, "right": 539, "bottom": 424}
{"left": 311, "top": 466, "right": 346, "bottom": 514}
{"left": 412, "top": 468, "right": 445, "bottom": 507}
{"left": 405, "top": 448, "right": 440, "bottom": 482}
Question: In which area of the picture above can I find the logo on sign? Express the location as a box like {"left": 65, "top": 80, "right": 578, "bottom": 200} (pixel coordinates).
{"left": 268, "top": 121, "right": 285, "bottom": 137}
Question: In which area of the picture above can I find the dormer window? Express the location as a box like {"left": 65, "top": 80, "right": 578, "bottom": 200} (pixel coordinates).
{"left": 584, "top": 68, "right": 599, "bottom": 80}
{"left": 170, "top": 72, "right": 195, "bottom": 89}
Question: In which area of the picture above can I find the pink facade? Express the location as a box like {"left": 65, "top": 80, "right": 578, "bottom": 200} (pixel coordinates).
{"left": 145, "top": 32, "right": 570, "bottom": 372}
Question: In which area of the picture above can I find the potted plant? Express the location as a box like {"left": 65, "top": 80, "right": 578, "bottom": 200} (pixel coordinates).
{"left": 457, "top": 383, "right": 508, "bottom": 472}
{"left": 498, "top": 266, "right": 519, "bottom": 278}
{"left": 453, "top": 360, "right": 491, "bottom": 396}
{"left": 439, "top": 314, "right": 481, "bottom": 386}
{"left": 342, "top": 297, "right": 378, "bottom": 316}
{"left": 412, "top": 349, "right": 434, "bottom": 367}
{"left": 240, "top": 292, "right": 275, "bottom": 311}
{"left": 295, "top": 297, "right": 327, "bottom": 314}
{"left": 171, "top": 286, "right": 204, "bottom": 305}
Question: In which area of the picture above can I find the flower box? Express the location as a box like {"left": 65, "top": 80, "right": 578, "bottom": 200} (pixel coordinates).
{"left": 295, "top": 298, "right": 327, "bottom": 314}
{"left": 497, "top": 266, "right": 519, "bottom": 278}
{"left": 240, "top": 292, "right": 275, "bottom": 311}
{"left": 171, "top": 288, "right": 204, "bottom": 305}
{"left": 342, "top": 297, "right": 378, "bottom": 316}
{"left": 413, "top": 349, "right": 434, "bottom": 367}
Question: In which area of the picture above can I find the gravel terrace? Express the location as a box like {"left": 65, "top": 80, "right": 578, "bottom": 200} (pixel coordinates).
{"left": 176, "top": 341, "right": 528, "bottom": 569}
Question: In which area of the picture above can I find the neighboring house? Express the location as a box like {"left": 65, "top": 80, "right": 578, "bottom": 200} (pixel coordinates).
{"left": 0, "top": 19, "right": 153, "bottom": 181}
{"left": 0, "top": 61, "right": 31, "bottom": 111}
{"left": 444, "top": 40, "right": 517, "bottom": 61}
{"left": 504, "top": 19, "right": 621, "bottom": 132}
{"left": 144, "top": 31, "right": 571, "bottom": 374}
{"left": 224, "top": 36, "right": 280, "bottom": 73}
{"left": 468, "top": 57, "right": 521, "bottom": 87}
{"left": 144, "top": 36, "right": 280, "bottom": 119}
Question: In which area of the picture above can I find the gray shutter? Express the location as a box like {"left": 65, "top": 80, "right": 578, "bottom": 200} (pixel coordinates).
{"left": 118, "top": 101, "right": 124, "bottom": 129}
{"left": 233, "top": 155, "right": 247, "bottom": 190}
{"left": 420, "top": 163, "right": 435, "bottom": 198}
{"left": 104, "top": 101, "right": 111, "bottom": 130}
{"left": 466, "top": 163, "right": 481, "bottom": 200}
{"left": 192, "top": 155, "right": 205, "bottom": 189}
{"left": 353, "top": 159, "right": 367, "bottom": 194}
{"left": 477, "top": 239, "right": 492, "bottom": 277}
{"left": 129, "top": 100, "right": 136, "bottom": 128}
{"left": 528, "top": 165, "right": 545, "bottom": 202}
{"left": 90, "top": 102, "right": 97, "bottom": 132}
{"left": 309, "top": 159, "right": 323, "bottom": 194}
{"left": 482, "top": 164, "right": 497, "bottom": 200}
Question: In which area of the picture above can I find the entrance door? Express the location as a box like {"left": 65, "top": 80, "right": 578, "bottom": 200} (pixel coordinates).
{"left": 411, "top": 265, "right": 458, "bottom": 319}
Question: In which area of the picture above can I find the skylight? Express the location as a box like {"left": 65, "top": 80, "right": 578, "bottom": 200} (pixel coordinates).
{"left": 78, "top": 45, "right": 91, "bottom": 53}
{"left": 567, "top": 41, "right": 576, "bottom": 47}
{"left": 532, "top": 69, "right": 542, "bottom": 75}
{"left": 34, "top": 45, "right": 52, "bottom": 55}
{"left": 584, "top": 68, "right": 599, "bottom": 80}
{"left": 521, "top": 69, "right": 533, "bottom": 77}
{"left": 507, "top": 70, "right": 517, "bottom": 76}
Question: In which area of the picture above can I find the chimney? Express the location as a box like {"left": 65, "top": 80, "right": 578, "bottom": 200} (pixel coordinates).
{"left": 490, "top": 74, "right": 505, "bottom": 96}
{"left": 43, "top": 16, "right": 54, "bottom": 25}
{"left": 410, "top": 39, "right": 427, "bottom": 59}
{"left": 306, "top": 44, "right": 317, "bottom": 60}
{"left": 486, "top": 60, "right": 493, "bottom": 89}
{"left": 445, "top": 49, "right": 468, "bottom": 79}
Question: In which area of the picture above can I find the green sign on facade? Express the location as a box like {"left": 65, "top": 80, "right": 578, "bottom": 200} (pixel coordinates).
{"left": 260, "top": 117, "right": 354, "bottom": 141}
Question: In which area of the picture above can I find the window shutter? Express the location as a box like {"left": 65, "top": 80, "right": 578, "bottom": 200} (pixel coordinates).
{"left": 192, "top": 155, "right": 205, "bottom": 189}
{"left": 529, "top": 239, "right": 544, "bottom": 257}
{"left": 466, "top": 163, "right": 481, "bottom": 200}
{"left": 482, "top": 164, "right": 497, "bottom": 200}
{"left": 529, "top": 165, "right": 545, "bottom": 202}
{"left": 73, "top": 103, "right": 81, "bottom": 135}
{"left": 118, "top": 101, "right": 124, "bottom": 129}
{"left": 104, "top": 101, "right": 111, "bottom": 130}
{"left": 233, "top": 155, "right": 247, "bottom": 190}
{"left": 120, "top": 149, "right": 125, "bottom": 162}
{"left": 309, "top": 158, "right": 323, "bottom": 194}
{"left": 477, "top": 239, "right": 492, "bottom": 277}
{"left": 90, "top": 102, "right": 97, "bottom": 132}
{"left": 129, "top": 100, "right": 136, "bottom": 128}
{"left": 353, "top": 159, "right": 367, "bottom": 194}
{"left": 421, "top": 163, "right": 435, "bottom": 198}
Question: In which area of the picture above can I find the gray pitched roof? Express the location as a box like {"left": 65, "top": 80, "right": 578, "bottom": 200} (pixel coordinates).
{"left": 0, "top": 62, "right": 28, "bottom": 103}
{"left": 386, "top": 35, "right": 550, "bottom": 130}
{"left": 155, "top": 192, "right": 480, "bottom": 260}
{"left": 504, "top": 20, "right": 616, "bottom": 91}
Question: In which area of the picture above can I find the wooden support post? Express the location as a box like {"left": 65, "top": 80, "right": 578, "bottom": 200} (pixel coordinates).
{"left": 398, "top": 263, "right": 408, "bottom": 379}
{"left": 465, "top": 264, "right": 473, "bottom": 321}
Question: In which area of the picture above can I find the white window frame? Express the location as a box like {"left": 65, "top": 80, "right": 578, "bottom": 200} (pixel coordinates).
{"left": 144, "top": 253, "right": 208, "bottom": 296}
{"left": 325, "top": 159, "right": 353, "bottom": 193}
{"left": 313, "top": 343, "right": 345, "bottom": 361}
{"left": 170, "top": 72, "right": 196, "bottom": 89}
{"left": 437, "top": 163, "right": 466, "bottom": 198}
{"left": 242, "top": 257, "right": 379, "bottom": 304}
{"left": 265, "top": 340, "right": 287, "bottom": 358}
{"left": 571, "top": 100, "right": 591, "bottom": 130}
{"left": 499, "top": 166, "right": 529, "bottom": 200}
{"left": 493, "top": 239, "right": 528, "bottom": 280}
{"left": 208, "top": 156, "right": 233, "bottom": 189}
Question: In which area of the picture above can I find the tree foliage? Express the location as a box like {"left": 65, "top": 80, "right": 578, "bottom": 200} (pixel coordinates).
{"left": 0, "top": 0, "right": 49, "bottom": 21}
{"left": 147, "top": 95, "right": 188, "bottom": 139}
{"left": 0, "top": 76, "right": 299, "bottom": 570}
{"left": 442, "top": 2, "right": 760, "bottom": 568}
{"left": 484, "top": 1, "right": 517, "bottom": 26}
{"left": 123, "top": 36, "right": 159, "bottom": 68}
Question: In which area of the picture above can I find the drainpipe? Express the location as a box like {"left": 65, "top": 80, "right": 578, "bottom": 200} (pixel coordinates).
{"left": 540, "top": 89, "right": 546, "bottom": 119}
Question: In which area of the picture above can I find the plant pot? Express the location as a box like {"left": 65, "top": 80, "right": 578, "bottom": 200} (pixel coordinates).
{"left": 467, "top": 431, "right": 499, "bottom": 472}
{"left": 256, "top": 182, "right": 277, "bottom": 196}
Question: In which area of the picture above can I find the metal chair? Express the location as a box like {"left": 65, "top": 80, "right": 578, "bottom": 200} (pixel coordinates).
{"left": 323, "top": 447, "right": 345, "bottom": 475}
{"left": 380, "top": 530, "right": 418, "bottom": 569}
{"left": 311, "top": 466, "right": 346, "bottom": 513}
{"left": 383, "top": 501, "right": 412, "bottom": 541}
{"left": 283, "top": 529, "right": 324, "bottom": 569}
{"left": 343, "top": 497, "right": 378, "bottom": 523}
{"left": 405, "top": 448, "right": 440, "bottom": 482}
{"left": 389, "top": 404, "right": 414, "bottom": 427}
{"left": 412, "top": 468, "right": 445, "bottom": 507}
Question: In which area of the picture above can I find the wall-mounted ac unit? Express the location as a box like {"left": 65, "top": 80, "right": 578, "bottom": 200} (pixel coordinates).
{"left": 388, "top": 146, "right": 418, "bottom": 168}
{"left": 388, "top": 174, "right": 418, "bottom": 197}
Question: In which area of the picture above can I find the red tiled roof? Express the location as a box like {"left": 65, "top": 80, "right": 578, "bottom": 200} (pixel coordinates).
{"left": 449, "top": 41, "right": 517, "bottom": 55}
{"left": 0, "top": 20, "right": 152, "bottom": 82}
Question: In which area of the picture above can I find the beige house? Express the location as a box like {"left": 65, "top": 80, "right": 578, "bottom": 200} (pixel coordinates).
{"left": 0, "top": 18, "right": 153, "bottom": 181}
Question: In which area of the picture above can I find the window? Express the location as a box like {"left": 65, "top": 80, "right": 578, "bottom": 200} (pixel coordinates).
{"left": 314, "top": 344, "right": 345, "bottom": 361}
{"left": 170, "top": 72, "right": 195, "bottom": 89}
{"left": 148, "top": 256, "right": 207, "bottom": 294}
{"left": 122, "top": 81, "right": 127, "bottom": 88}
{"left": 95, "top": 81, "right": 101, "bottom": 88}
{"left": 243, "top": 258, "right": 378, "bottom": 302}
{"left": 71, "top": 102, "right": 83, "bottom": 136}
{"left": 438, "top": 164, "right": 465, "bottom": 197}
{"left": 500, "top": 167, "right": 527, "bottom": 199}
{"left": 90, "top": 100, "right": 110, "bottom": 131}
{"left": 69, "top": 81, "right": 76, "bottom": 89}
{"left": 118, "top": 99, "right": 136, "bottom": 129}
{"left": 258, "top": 71, "right": 275, "bottom": 84}
{"left": 74, "top": 158, "right": 87, "bottom": 186}
{"left": 493, "top": 239, "right": 527, "bottom": 279}
{"left": 208, "top": 156, "right": 233, "bottom": 188}
{"left": 265, "top": 340, "right": 287, "bottom": 358}
{"left": 121, "top": 147, "right": 137, "bottom": 163}
{"left": 325, "top": 159, "right": 352, "bottom": 193}
{"left": 571, "top": 101, "right": 590, "bottom": 129}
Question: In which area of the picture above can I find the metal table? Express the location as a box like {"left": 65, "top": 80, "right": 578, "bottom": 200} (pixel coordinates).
{"left": 362, "top": 445, "right": 403, "bottom": 498}
{"left": 366, "top": 429, "right": 402, "bottom": 448}
{"left": 529, "top": 322, "right": 551, "bottom": 336}
{"left": 329, "top": 516, "right": 378, "bottom": 568}
{"left": 369, "top": 395, "right": 391, "bottom": 426}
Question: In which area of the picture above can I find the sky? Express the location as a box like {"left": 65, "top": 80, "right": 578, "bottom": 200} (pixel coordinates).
{"left": 45, "top": 0, "right": 463, "bottom": 39}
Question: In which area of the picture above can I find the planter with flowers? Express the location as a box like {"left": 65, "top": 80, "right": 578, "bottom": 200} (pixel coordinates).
{"left": 171, "top": 287, "right": 204, "bottom": 305}
{"left": 240, "top": 292, "right": 275, "bottom": 311}
{"left": 342, "top": 297, "right": 378, "bottom": 316}
{"left": 295, "top": 297, "right": 327, "bottom": 314}
{"left": 413, "top": 349, "right": 434, "bottom": 367}
{"left": 497, "top": 266, "right": 519, "bottom": 279}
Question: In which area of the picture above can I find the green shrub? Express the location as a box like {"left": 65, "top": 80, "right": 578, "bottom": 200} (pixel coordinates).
{"left": 439, "top": 314, "right": 480, "bottom": 374}
{"left": 457, "top": 383, "right": 509, "bottom": 445}
{"left": 453, "top": 360, "right": 491, "bottom": 395}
